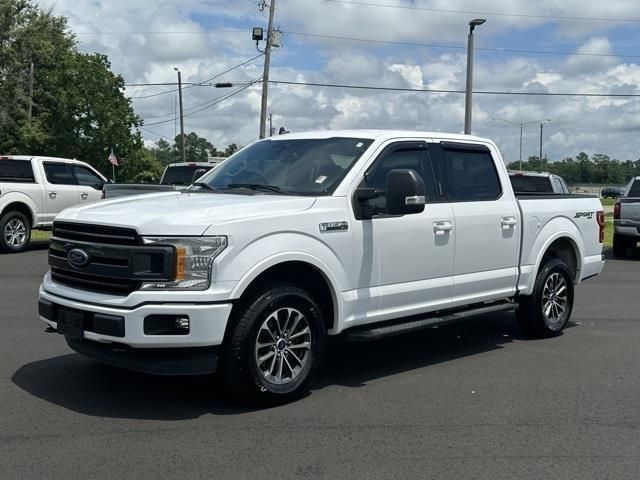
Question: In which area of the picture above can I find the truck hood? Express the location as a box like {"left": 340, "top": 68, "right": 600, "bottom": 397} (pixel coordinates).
{"left": 56, "top": 191, "right": 317, "bottom": 236}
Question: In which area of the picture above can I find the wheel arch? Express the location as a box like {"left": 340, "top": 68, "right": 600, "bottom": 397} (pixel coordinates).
{"left": 0, "top": 200, "right": 35, "bottom": 227}
{"left": 229, "top": 254, "right": 342, "bottom": 335}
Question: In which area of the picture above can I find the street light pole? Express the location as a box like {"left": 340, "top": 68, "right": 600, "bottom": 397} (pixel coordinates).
{"left": 464, "top": 18, "right": 485, "bottom": 135}
{"left": 175, "top": 68, "right": 186, "bottom": 163}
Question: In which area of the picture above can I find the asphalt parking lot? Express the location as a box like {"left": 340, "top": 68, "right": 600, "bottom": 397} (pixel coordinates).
{"left": 1, "top": 244, "right": 639, "bottom": 479}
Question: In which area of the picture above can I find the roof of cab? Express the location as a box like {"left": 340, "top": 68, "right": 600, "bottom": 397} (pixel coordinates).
{"left": 267, "top": 129, "right": 493, "bottom": 144}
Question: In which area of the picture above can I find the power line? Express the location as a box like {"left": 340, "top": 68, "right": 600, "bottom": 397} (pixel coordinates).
{"left": 324, "top": 0, "right": 640, "bottom": 23}
{"left": 129, "top": 54, "right": 264, "bottom": 100}
{"left": 283, "top": 30, "right": 640, "bottom": 59}
{"left": 142, "top": 79, "right": 260, "bottom": 126}
{"left": 269, "top": 79, "right": 640, "bottom": 97}
{"left": 140, "top": 126, "right": 173, "bottom": 140}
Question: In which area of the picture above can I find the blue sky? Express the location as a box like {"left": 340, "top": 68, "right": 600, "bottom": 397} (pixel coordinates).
{"left": 38, "top": 0, "right": 640, "bottom": 161}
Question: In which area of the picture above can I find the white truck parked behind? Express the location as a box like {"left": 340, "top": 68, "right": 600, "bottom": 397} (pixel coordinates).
{"left": 38, "top": 131, "right": 605, "bottom": 403}
{"left": 0, "top": 155, "right": 107, "bottom": 252}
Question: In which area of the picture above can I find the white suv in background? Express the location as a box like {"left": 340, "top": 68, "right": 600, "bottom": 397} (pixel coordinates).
{"left": 0, "top": 155, "right": 107, "bottom": 252}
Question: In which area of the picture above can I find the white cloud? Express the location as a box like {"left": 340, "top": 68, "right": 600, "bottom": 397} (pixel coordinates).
{"left": 33, "top": 0, "right": 640, "bottom": 162}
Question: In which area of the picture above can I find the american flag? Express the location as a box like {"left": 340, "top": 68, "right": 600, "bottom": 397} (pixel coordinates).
{"left": 108, "top": 148, "right": 118, "bottom": 167}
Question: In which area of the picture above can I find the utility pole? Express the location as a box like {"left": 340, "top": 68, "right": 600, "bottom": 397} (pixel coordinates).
{"left": 268, "top": 112, "right": 273, "bottom": 137}
{"left": 259, "top": 0, "right": 276, "bottom": 139}
{"left": 539, "top": 122, "right": 543, "bottom": 171}
{"left": 28, "top": 61, "right": 34, "bottom": 122}
{"left": 518, "top": 123, "right": 523, "bottom": 170}
{"left": 464, "top": 18, "right": 485, "bottom": 134}
{"left": 175, "top": 68, "right": 186, "bottom": 162}
{"left": 174, "top": 95, "right": 178, "bottom": 140}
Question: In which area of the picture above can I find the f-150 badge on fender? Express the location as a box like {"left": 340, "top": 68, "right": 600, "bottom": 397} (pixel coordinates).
{"left": 319, "top": 221, "right": 348, "bottom": 232}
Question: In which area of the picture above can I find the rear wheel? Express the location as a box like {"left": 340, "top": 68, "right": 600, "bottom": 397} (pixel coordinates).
{"left": 220, "top": 283, "right": 326, "bottom": 405}
{"left": 612, "top": 234, "right": 630, "bottom": 258}
{"left": 517, "top": 258, "right": 574, "bottom": 337}
{"left": 0, "top": 211, "right": 30, "bottom": 253}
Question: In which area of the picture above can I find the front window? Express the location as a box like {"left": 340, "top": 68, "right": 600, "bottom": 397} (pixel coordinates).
{"left": 192, "top": 137, "right": 373, "bottom": 196}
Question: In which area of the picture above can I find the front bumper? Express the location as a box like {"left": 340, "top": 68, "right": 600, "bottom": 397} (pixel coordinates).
{"left": 39, "top": 286, "right": 233, "bottom": 375}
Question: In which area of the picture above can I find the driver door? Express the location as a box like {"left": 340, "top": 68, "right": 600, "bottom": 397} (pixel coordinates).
{"left": 349, "top": 141, "right": 455, "bottom": 326}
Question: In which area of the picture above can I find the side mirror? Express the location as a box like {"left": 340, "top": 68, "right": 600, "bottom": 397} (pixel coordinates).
{"left": 191, "top": 168, "right": 207, "bottom": 183}
{"left": 386, "top": 169, "right": 426, "bottom": 215}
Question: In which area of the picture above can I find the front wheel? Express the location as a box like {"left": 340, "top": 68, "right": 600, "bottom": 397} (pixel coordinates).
{"left": 0, "top": 211, "right": 31, "bottom": 253}
{"left": 220, "top": 283, "right": 327, "bottom": 404}
{"left": 517, "top": 258, "right": 574, "bottom": 337}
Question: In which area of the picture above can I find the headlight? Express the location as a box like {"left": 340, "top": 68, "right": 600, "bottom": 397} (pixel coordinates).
{"left": 140, "top": 236, "right": 227, "bottom": 290}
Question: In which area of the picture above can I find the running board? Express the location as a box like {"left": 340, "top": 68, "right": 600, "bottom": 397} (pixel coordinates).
{"left": 345, "top": 301, "right": 517, "bottom": 342}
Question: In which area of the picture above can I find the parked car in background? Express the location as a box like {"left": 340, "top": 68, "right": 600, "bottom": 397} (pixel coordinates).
{"left": 39, "top": 130, "right": 604, "bottom": 404}
{"left": 103, "top": 159, "right": 227, "bottom": 199}
{"left": 601, "top": 186, "right": 626, "bottom": 199}
{"left": 0, "top": 155, "right": 106, "bottom": 252}
{"left": 508, "top": 170, "right": 571, "bottom": 194}
{"left": 613, "top": 176, "right": 640, "bottom": 257}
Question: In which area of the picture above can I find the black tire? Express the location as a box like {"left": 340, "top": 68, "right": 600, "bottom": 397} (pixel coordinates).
{"left": 612, "top": 234, "right": 629, "bottom": 258}
{"left": 0, "top": 211, "right": 31, "bottom": 253}
{"left": 220, "top": 283, "right": 327, "bottom": 405}
{"left": 517, "top": 258, "right": 574, "bottom": 338}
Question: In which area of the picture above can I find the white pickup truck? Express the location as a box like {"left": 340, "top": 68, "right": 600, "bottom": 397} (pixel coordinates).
{"left": 0, "top": 155, "right": 106, "bottom": 252}
{"left": 38, "top": 131, "right": 605, "bottom": 403}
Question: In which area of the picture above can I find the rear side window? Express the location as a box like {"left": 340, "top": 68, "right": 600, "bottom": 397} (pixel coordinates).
{"left": 439, "top": 147, "right": 502, "bottom": 201}
{"left": 629, "top": 179, "right": 640, "bottom": 197}
{"left": 0, "top": 160, "right": 35, "bottom": 183}
{"left": 43, "top": 163, "right": 74, "bottom": 185}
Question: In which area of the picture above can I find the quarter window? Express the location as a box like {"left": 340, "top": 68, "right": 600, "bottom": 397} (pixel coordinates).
{"left": 439, "top": 148, "right": 501, "bottom": 201}
{"left": 0, "top": 160, "right": 35, "bottom": 182}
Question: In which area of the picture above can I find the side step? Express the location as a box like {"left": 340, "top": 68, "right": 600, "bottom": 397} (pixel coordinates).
{"left": 344, "top": 301, "right": 517, "bottom": 342}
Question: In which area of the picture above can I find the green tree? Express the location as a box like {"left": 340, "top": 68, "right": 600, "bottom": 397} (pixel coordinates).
{"left": 0, "top": 0, "right": 142, "bottom": 179}
{"left": 224, "top": 143, "right": 239, "bottom": 156}
{"left": 173, "top": 132, "right": 216, "bottom": 162}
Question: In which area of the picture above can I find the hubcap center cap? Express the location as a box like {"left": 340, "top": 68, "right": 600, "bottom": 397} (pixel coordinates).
{"left": 276, "top": 339, "right": 287, "bottom": 351}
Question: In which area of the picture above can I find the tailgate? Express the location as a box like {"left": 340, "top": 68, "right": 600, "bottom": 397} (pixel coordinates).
{"left": 619, "top": 198, "right": 640, "bottom": 226}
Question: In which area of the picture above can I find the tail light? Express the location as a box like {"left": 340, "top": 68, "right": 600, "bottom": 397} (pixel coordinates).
{"left": 613, "top": 201, "right": 620, "bottom": 219}
{"left": 596, "top": 210, "right": 605, "bottom": 243}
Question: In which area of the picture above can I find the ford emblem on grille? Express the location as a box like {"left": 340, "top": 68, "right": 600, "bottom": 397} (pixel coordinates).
{"left": 67, "top": 248, "right": 90, "bottom": 268}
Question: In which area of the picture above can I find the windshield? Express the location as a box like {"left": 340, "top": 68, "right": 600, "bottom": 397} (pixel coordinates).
{"left": 161, "top": 165, "right": 213, "bottom": 185}
{"left": 193, "top": 137, "right": 373, "bottom": 195}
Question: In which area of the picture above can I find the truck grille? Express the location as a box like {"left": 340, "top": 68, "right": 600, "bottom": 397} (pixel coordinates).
{"left": 49, "top": 222, "right": 175, "bottom": 296}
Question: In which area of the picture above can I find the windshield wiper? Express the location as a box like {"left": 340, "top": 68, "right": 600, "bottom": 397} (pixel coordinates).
{"left": 226, "top": 183, "right": 284, "bottom": 194}
{"left": 190, "top": 182, "right": 218, "bottom": 192}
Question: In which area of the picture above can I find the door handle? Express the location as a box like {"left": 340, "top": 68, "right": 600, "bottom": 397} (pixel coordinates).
{"left": 433, "top": 221, "right": 453, "bottom": 236}
{"left": 49, "top": 192, "right": 57, "bottom": 199}
{"left": 501, "top": 216, "right": 518, "bottom": 229}
{"left": 81, "top": 193, "right": 89, "bottom": 200}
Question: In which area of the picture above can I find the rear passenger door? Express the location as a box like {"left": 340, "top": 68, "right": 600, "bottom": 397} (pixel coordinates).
{"left": 72, "top": 165, "right": 104, "bottom": 204}
{"left": 42, "top": 162, "right": 79, "bottom": 221}
{"left": 431, "top": 142, "right": 520, "bottom": 306}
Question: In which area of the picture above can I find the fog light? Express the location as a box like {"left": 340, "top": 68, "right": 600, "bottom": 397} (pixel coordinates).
{"left": 175, "top": 317, "right": 190, "bottom": 330}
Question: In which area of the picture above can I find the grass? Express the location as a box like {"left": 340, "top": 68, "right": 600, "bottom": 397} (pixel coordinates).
{"left": 30, "top": 230, "right": 51, "bottom": 242}
{"left": 604, "top": 217, "right": 613, "bottom": 247}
